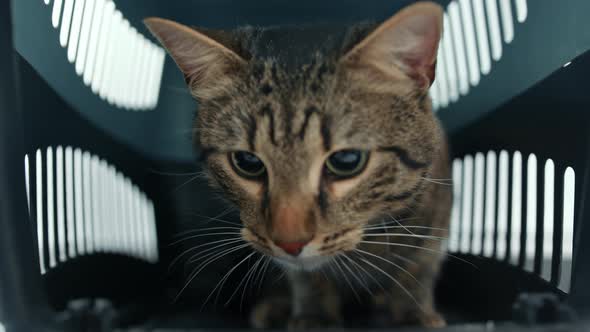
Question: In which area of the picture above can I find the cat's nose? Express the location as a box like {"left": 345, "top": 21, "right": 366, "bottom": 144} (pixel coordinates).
{"left": 276, "top": 241, "right": 309, "bottom": 256}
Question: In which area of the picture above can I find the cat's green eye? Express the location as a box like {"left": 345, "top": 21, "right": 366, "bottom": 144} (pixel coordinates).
{"left": 229, "top": 151, "right": 266, "bottom": 179}
{"left": 325, "top": 150, "right": 369, "bottom": 179}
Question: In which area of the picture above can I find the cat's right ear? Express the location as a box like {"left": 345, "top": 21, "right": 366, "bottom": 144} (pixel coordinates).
{"left": 144, "top": 17, "right": 246, "bottom": 99}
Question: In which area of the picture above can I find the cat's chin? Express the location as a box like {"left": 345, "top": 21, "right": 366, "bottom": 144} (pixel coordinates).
{"left": 272, "top": 255, "right": 333, "bottom": 272}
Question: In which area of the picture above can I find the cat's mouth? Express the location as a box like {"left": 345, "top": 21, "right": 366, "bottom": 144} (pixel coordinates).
{"left": 242, "top": 227, "right": 362, "bottom": 271}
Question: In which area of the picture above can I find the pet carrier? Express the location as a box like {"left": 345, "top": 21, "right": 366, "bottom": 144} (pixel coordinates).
{"left": 1, "top": 0, "right": 590, "bottom": 331}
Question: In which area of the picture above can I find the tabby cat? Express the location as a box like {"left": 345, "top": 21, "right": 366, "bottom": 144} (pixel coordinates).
{"left": 146, "top": 1, "right": 451, "bottom": 328}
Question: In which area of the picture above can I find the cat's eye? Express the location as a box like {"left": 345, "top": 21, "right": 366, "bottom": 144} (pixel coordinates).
{"left": 229, "top": 151, "right": 266, "bottom": 179}
{"left": 325, "top": 150, "right": 369, "bottom": 179}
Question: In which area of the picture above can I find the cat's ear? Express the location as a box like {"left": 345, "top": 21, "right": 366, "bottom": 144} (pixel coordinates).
{"left": 144, "top": 17, "right": 247, "bottom": 98}
{"left": 341, "top": 2, "right": 443, "bottom": 89}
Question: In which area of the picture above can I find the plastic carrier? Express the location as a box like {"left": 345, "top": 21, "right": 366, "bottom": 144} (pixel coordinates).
{"left": 1, "top": 0, "right": 590, "bottom": 331}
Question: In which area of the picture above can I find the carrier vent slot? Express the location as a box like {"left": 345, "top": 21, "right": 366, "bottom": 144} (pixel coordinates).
{"left": 45, "top": 0, "right": 165, "bottom": 110}
{"left": 431, "top": 0, "right": 528, "bottom": 111}
{"left": 24, "top": 147, "right": 159, "bottom": 275}
{"left": 449, "top": 151, "right": 575, "bottom": 293}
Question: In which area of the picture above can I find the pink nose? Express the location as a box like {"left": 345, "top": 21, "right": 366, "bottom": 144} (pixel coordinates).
{"left": 276, "top": 241, "right": 308, "bottom": 256}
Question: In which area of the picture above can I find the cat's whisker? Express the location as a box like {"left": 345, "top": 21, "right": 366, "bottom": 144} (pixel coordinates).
{"left": 169, "top": 232, "right": 243, "bottom": 246}
{"left": 363, "top": 225, "right": 448, "bottom": 233}
{"left": 186, "top": 240, "right": 248, "bottom": 264}
{"left": 240, "top": 255, "right": 266, "bottom": 311}
{"left": 358, "top": 257, "right": 424, "bottom": 313}
{"left": 256, "top": 256, "right": 272, "bottom": 295}
{"left": 362, "top": 233, "right": 447, "bottom": 241}
{"left": 175, "top": 243, "right": 251, "bottom": 303}
{"left": 355, "top": 248, "right": 427, "bottom": 293}
{"left": 337, "top": 253, "right": 373, "bottom": 298}
{"left": 387, "top": 213, "right": 419, "bottom": 236}
{"left": 170, "top": 226, "right": 243, "bottom": 240}
{"left": 181, "top": 211, "right": 242, "bottom": 227}
{"left": 147, "top": 168, "right": 203, "bottom": 176}
{"left": 349, "top": 252, "right": 390, "bottom": 295}
{"left": 420, "top": 177, "right": 453, "bottom": 186}
{"left": 168, "top": 237, "right": 244, "bottom": 272}
{"left": 200, "top": 251, "right": 257, "bottom": 310}
{"left": 333, "top": 255, "right": 362, "bottom": 302}
{"left": 367, "top": 216, "right": 423, "bottom": 229}
{"left": 360, "top": 240, "right": 477, "bottom": 269}
{"left": 172, "top": 173, "right": 209, "bottom": 192}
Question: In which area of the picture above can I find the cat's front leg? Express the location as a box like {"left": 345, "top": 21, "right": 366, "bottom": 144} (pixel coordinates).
{"left": 287, "top": 268, "right": 342, "bottom": 329}
{"left": 250, "top": 269, "right": 342, "bottom": 329}
{"left": 374, "top": 266, "right": 445, "bottom": 328}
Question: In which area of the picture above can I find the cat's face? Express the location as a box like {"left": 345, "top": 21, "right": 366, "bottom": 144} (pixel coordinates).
{"left": 146, "top": 2, "right": 444, "bottom": 270}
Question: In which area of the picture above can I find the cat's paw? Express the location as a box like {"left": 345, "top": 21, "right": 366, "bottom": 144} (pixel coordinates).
{"left": 250, "top": 296, "right": 291, "bottom": 329}
{"left": 391, "top": 309, "right": 446, "bottom": 328}
{"left": 287, "top": 314, "right": 342, "bottom": 330}
{"left": 418, "top": 311, "right": 446, "bottom": 328}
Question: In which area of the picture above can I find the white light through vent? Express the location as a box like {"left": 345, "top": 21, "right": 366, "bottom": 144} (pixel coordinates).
{"left": 542, "top": 159, "right": 555, "bottom": 282}
{"left": 448, "top": 2, "right": 469, "bottom": 96}
{"left": 496, "top": 150, "right": 509, "bottom": 260}
{"left": 560, "top": 167, "right": 575, "bottom": 292}
{"left": 449, "top": 158, "right": 462, "bottom": 252}
{"left": 44, "top": 0, "right": 166, "bottom": 110}
{"left": 67, "top": 0, "right": 85, "bottom": 63}
{"left": 443, "top": 14, "right": 459, "bottom": 102}
{"left": 24, "top": 147, "right": 159, "bottom": 274}
{"left": 460, "top": 155, "right": 473, "bottom": 253}
{"left": 472, "top": 153, "right": 485, "bottom": 254}
{"left": 459, "top": 0, "right": 480, "bottom": 86}
{"left": 525, "top": 154, "right": 537, "bottom": 273}
{"left": 499, "top": 0, "right": 515, "bottom": 43}
{"left": 473, "top": 0, "right": 491, "bottom": 75}
{"left": 486, "top": 0, "right": 503, "bottom": 61}
{"left": 515, "top": 0, "right": 528, "bottom": 23}
{"left": 59, "top": 0, "right": 75, "bottom": 47}
{"left": 483, "top": 151, "right": 497, "bottom": 257}
{"left": 510, "top": 151, "right": 522, "bottom": 266}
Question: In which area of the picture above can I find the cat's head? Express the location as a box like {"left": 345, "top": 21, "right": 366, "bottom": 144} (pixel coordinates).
{"left": 146, "top": 2, "right": 444, "bottom": 270}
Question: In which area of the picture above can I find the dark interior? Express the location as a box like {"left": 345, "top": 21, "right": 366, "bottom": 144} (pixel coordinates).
{"left": 2, "top": 0, "right": 590, "bottom": 331}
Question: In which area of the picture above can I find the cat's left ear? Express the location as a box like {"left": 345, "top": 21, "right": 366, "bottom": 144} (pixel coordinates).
{"left": 144, "top": 17, "right": 247, "bottom": 99}
{"left": 341, "top": 2, "right": 443, "bottom": 89}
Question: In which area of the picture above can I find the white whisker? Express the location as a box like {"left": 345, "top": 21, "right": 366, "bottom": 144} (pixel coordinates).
{"left": 168, "top": 238, "right": 244, "bottom": 272}
{"left": 356, "top": 248, "right": 426, "bottom": 293}
{"left": 169, "top": 232, "right": 243, "bottom": 246}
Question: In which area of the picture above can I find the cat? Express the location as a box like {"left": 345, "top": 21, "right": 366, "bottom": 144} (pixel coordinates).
{"left": 145, "top": 1, "right": 451, "bottom": 329}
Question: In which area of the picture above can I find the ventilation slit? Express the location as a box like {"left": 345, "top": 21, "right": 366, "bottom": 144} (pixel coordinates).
{"left": 36, "top": 150, "right": 47, "bottom": 274}
{"left": 459, "top": 0, "right": 480, "bottom": 86}
{"left": 67, "top": 0, "right": 85, "bottom": 63}
{"left": 75, "top": 0, "right": 95, "bottom": 75}
{"left": 83, "top": 152, "right": 94, "bottom": 253}
{"left": 46, "top": 147, "right": 57, "bottom": 268}
{"left": 483, "top": 151, "right": 497, "bottom": 257}
{"left": 525, "top": 154, "right": 537, "bottom": 272}
{"left": 65, "top": 147, "right": 76, "bottom": 258}
{"left": 100, "top": 9, "right": 122, "bottom": 101}
{"left": 448, "top": 2, "right": 469, "bottom": 95}
{"left": 510, "top": 151, "right": 522, "bottom": 265}
{"left": 473, "top": 0, "right": 491, "bottom": 74}
{"left": 472, "top": 153, "right": 485, "bottom": 254}
{"left": 25, "top": 155, "right": 31, "bottom": 212}
{"left": 52, "top": 0, "right": 64, "bottom": 28}
{"left": 449, "top": 159, "right": 463, "bottom": 252}
{"left": 435, "top": 35, "right": 449, "bottom": 108}
{"left": 560, "top": 167, "right": 575, "bottom": 292}
{"left": 486, "top": 0, "right": 503, "bottom": 61}
{"left": 74, "top": 148, "right": 85, "bottom": 255}
{"left": 59, "top": 0, "right": 75, "bottom": 47}
{"left": 443, "top": 14, "right": 459, "bottom": 102}
{"left": 515, "top": 0, "right": 528, "bottom": 23}
{"left": 542, "top": 159, "right": 555, "bottom": 281}
{"left": 460, "top": 155, "right": 473, "bottom": 253}
{"left": 496, "top": 150, "right": 509, "bottom": 260}
{"left": 82, "top": 0, "right": 105, "bottom": 85}
{"left": 91, "top": 0, "right": 115, "bottom": 94}
{"left": 56, "top": 146, "right": 67, "bottom": 262}
{"left": 499, "top": 0, "right": 515, "bottom": 43}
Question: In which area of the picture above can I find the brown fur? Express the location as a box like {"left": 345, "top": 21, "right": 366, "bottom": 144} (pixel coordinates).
{"left": 146, "top": 1, "right": 451, "bottom": 329}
